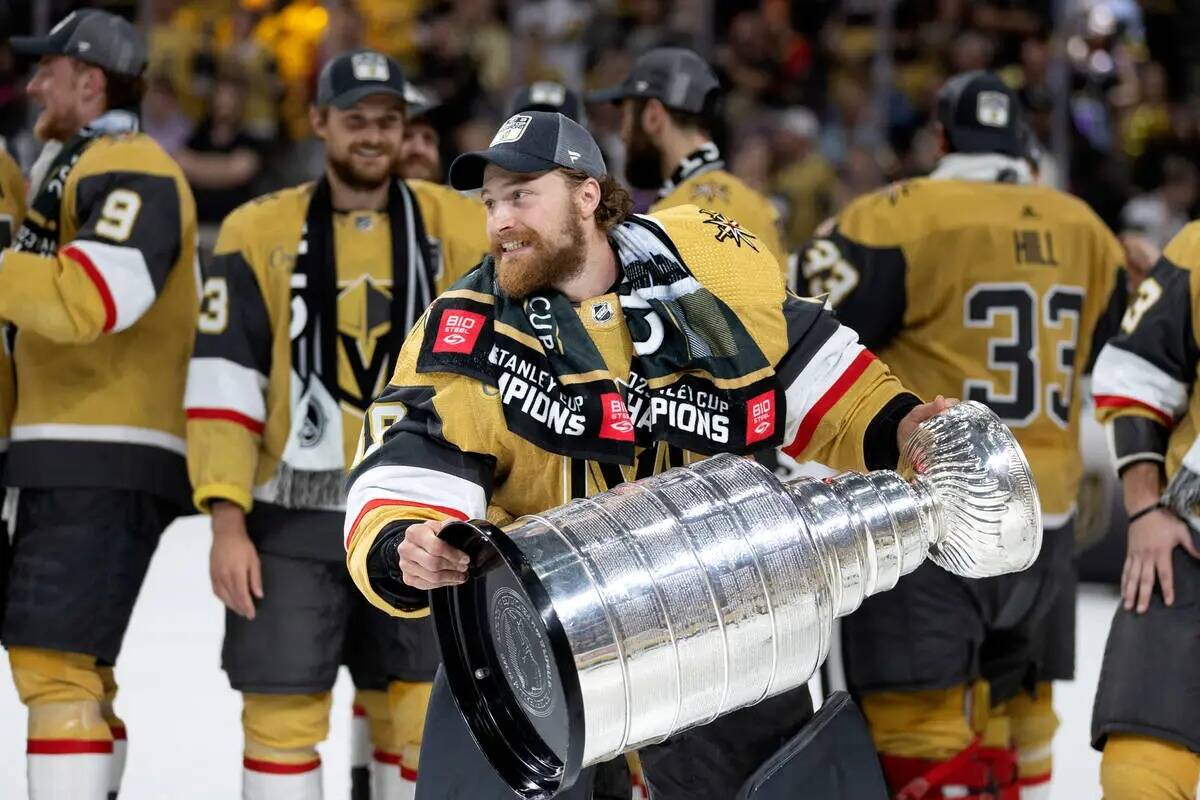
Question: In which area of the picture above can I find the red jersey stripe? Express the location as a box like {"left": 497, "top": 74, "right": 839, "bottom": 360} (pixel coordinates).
{"left": 1094, "top": 394, "right": 1173, "bottom": 427}
{"left": 784, "top": 349, "right": 877, "bottom": 457}
{"left": 345, "top": 498, "right": 468, "bottom": 549}
{"left": 186, "top": 407, "right": 266, "bottom": 435}
{"left": 61, "top": 244, "right": 117, "bottom": 333}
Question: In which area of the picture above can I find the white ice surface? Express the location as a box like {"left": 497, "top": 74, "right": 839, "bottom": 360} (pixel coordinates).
{"left": 0, "top": 515, "right": 1119, "bottom": 799}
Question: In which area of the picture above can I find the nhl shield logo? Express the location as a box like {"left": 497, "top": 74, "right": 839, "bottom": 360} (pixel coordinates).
{"left": 591, "top": 300, "right": 614, "bottom": 324}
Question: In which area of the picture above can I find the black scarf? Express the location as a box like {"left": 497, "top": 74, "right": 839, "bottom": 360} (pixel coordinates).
{"left": 658, "top": 142, "right": 725, "bottom": 200}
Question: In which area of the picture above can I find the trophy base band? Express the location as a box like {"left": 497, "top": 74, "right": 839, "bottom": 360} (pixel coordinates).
{"left": 431, "top": 520, "right": 586, "bottom": 800}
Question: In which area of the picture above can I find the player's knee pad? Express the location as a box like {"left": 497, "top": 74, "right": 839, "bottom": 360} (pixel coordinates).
{"left": 387, "top": 680, "right": 432, "bottom": 770}
{"left": 1008, "top": 682, "right": 1058, "bottom": 788}
{"left": 861, "top": 685, "right": 975, "bottom": 760}
{"left": 242, "top": 692, "right": 332, "bottom": 759}
{"left": 1101, "top": 734, "right": 1200, "bottom": 800}
{"left": 9, "top": 647, "right": 112, "bottom": 742}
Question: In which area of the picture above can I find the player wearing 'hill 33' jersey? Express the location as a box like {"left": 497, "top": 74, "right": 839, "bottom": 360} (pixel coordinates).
{"left": 0, "top": 10, "right": 199, "bottom": 800}
{"left": 1089, "top": 221, "right": 1200, "bottom": 800}
{"left": 800, "top": 72, "right": 1129, "bottom": 799}
{"left": 183, "top": 50, "right": 487, "bottom": 800}
{"left": 340, "top": 110, "right": 951, "bottom": 800}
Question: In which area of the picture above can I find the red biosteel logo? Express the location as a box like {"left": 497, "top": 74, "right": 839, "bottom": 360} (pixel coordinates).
{"left": 745, "top": 390, "right": 776, "bottom": 445}
{"left": 599, "top": 392, "right": 635, "bottom": 441}
{"left": 433, "top": 309, "right": 485, "bottom": 354}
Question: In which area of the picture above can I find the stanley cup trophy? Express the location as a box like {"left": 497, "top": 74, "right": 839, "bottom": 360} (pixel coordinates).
{"left": 430, "top": 401, "right": 1042, "bottom": 799}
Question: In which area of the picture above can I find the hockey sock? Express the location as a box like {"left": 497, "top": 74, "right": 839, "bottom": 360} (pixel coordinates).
{"left": 388, "top": 681, "right": 433, "bottom": 800}
{"left": 1101, "top": 734, "right": 1200, "bottom": 800}
{"left": 1008, "top": 682, "right": 1058, "bottom": 799}
{"left": 99, "top": 664, "right": 126, "bottom": 799}
{"left": 10, "top": 647, "right": 111, "bottom": 800}
{"left": 242, "top": 692, "right": 331, "bottom": 800}
{"left": 350, "top": 700, "right": 371, "bottom": 800}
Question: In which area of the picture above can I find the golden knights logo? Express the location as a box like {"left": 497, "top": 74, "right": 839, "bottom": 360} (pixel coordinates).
{"left": 700, "top": 209, "right": 758, "bottom": 252}
{"left": 337, "top": 274, "right": 394, "bottom": 410}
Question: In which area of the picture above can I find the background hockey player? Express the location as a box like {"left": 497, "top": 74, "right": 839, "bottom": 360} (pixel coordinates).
{"left": 343, "top": 109, "right": 953, "bottom": 800}
{"left": 800, "top": 71, "right": 1129, "bottom": 798}
{"left": 0, "top": 144, "right": 25, "bottom": 646}
{"left": 588, "top": 47, "right": 788, "bottom": 275}
{"left": 1090, "top": 222, "right": 1200, "bottom": 798}
{"left": 397, "top": 84, "right": 442, "bottom": 184}
{"left": 183, "top": 50, "right": 487, "bottom": 800}
{"left": 0, "top": 10, "right": 198, "bottom": 799}
{"left": 510, "top": 81, "right": 588, "bottom": 125}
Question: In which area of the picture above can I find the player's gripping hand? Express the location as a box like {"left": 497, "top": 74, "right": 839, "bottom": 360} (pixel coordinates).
{"left": 897, "top": 395, "right": 959, "bottom": 453}
{"left": 210, "top": 500, "right": 264, "bottom": 619}
{"left": 398, "top": 519, "right": 470, "bottom": 590}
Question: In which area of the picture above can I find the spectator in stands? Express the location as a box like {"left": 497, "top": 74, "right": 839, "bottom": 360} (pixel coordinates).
{"left": 142, "top": 73, "right": 194, "bottom": 156}
{"left": 771, "top": 108, "right": 837, "bottom": 250}
{"left": 1121, "top": 154, "right": 1198, "bottom": 248}
{"left": 176, "top": 74, "right": 265, "bottom": 224}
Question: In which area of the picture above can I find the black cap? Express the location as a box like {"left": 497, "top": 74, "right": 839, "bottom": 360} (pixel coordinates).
{"left": 404, "top": 83, "right": 441, "bottom": 122}
{"left": 587, "top": 47, "right": 719, "bottom": 114}
{"left": 936, "top": 71, "right": 1024, "bottom": 157}
{"left": 448, "top": 111, "right": 607, "bottom": 191}
{"left": 11, "top": 9, "right": 146, "bottom": 78}
{"left": 315, "top": 49, "right": 405, "bottom": 109}
{"left": 509, "top": 82, "right": 587, "bottom": 126}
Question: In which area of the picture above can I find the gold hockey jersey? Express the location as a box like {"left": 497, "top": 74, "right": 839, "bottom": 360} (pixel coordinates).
{"left": 0, "top": 149, "right": 25, "bottom": 458}
{"left": 0, "top": 129, "right": 198, "bottom": 505}
{"left": 185, "top": 179, "right": 488, "bottom": 513}
{"left": 345, "top": 204, "right": 917, "bottom": 617}
{"left": 1093, "top": 221, "right": 1200, "bottom": 479}
{"left": 652, "top": 145, "right": 787, "bottom": 275}
{"left": 801, "top": 176, "right": 1126, "bottom": 521}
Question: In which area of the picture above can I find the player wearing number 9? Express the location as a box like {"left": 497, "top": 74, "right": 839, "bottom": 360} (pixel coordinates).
{"left": 798, "top": 71, "right": 1130, "bottom": 798}
{"left": 0, "top": 10, "right": 198, "bottom": 800}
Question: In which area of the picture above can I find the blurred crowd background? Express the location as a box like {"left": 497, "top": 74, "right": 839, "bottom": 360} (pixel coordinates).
{"left": 3, "top": 0, "right": 1200, "bottom": 252}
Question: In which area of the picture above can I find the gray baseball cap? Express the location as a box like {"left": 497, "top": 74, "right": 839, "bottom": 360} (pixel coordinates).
{"left": 316, "top": 49, "right": 406, "bottom": 109}
{"left": 587, "top": 47, "right": 720, "bottom": 114}
{"left": 11, "top": 9, "right": 147, "bottom": 78}
{"left": 509, "top": 82, "right": 587, "bottom": 126}
{"left": 448, "top": 111, "right": 607, "bottom": 191}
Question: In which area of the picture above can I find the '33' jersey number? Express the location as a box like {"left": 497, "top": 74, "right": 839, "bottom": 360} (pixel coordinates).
{"left": 963, "top": 283, "right": 1084, "bottom": 429}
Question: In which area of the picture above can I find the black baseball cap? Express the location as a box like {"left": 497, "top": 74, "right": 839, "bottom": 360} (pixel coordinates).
{"left": 404, "top": 84, "right": 440, "bottom": 122}
{"left": 936, "top": 71, "right": 1024, "bottom": 157}
{"left": 587, "top": 47, "right": 720, "bottom": 114}
{"left": 316, "top": 49, "right": 405, "bottom": 109}
{"left": 10, "top": 9, "right": 146, "bottom": 78}
{"left": 448, "top": 111, "right": 607, "bottom": 191}
{"left": 509, "top": 82, "right": 587, "bottom": 125}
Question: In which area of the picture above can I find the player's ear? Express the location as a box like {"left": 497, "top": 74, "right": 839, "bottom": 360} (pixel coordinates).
{"left": 576, "top": 176, "right": 601, "bottom": 219}
{"left": 642, "top": 98, "right": 667, "bottom": 137}
{"left": 309, "top": 105, "right": 329, "bottom": 139}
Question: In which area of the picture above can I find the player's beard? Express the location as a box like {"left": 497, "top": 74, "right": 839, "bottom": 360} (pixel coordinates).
{"left": 493, "top": 205, "right": 588, "bottom": 300}
{"left": 33, "top": 105, "right": 82, "bottom": 143}
{"left": 400, "top": 152, "right": 440, "bottom": 183}
{"left": 624, "top": 120, "right": 664, "bottom": 191}
{"left": 327, "top": 145, "right": 395, "bottom": 192}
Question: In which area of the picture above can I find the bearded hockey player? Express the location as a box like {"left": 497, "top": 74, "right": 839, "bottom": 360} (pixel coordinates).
{"left": 1090, "top": 222, "right": 1200, "bottom": 798}
{"left": 800, "top": 71, "right": 1128, "bottom": 798}
{"left": 589, "top": 47, "right": 787, "bottom": 274}
{"left": 0, "top": 10, "right": 198, "bottom": 799}
{"left": 183, "top": 50, "right": 486, "bottom": 800}
{"left": 341, "top": 110, "right": 951, "bottom": 800}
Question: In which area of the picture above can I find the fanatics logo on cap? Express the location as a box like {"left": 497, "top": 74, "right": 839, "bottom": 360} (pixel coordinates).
{"left": 599, "top": 392, "right": 635, "bottom": 441}
{"left": 745, "top": 390, "right": 776, "bottom": 445}
{"left": 351, "top": 52, "right": 389, "bottom": 81}
{"left": 433, "top": 308, "right": 485, "bottom": 354}
{"left": 491, "top": 115, "right": 532, "bottom": 146}
{"left": 976, "top": 91, "right": 1010, "bottom": 128}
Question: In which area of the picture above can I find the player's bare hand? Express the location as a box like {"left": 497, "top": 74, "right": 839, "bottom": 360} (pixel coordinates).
{"left": 897, "top": 395, "right": 959, "bottom": 453}
{"left": 210, "top": 501, "right": 264, "bottom": 620}
{"left": 1119, "top": 233, "right": 1161, "bottom": 289}
{"left": 398, "top": 519, "right": 470, "bottom": 590}
{"left": 1122, "top": 507, "right": 1200, "bottom": 613}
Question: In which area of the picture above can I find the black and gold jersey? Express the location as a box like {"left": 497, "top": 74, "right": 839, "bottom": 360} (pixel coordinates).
{"left": 1093, "top": 221, "right": 1200, "bottom": 478}
{"left": 344, "top": 204, "right": 916, "bottom": 617}
{"left": 800, "top": 176, "right": 1126, "bottom": 520}
{"left": 185, "top": 179, "right": 488, "bottom": 513}
{"left": 0, "top": 149, "right": 25, "bottom": 458}
{"left": 0, "top": 131, "right": 198, "bottom": 505}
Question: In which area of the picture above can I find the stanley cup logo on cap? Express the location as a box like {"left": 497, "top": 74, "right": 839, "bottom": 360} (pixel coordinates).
{"left": 976, "top": 90, "right": 1011, "bottom": 127}
{"left": 491, "top": 115, "right": 533, "bottom": 146}
{"left": 351, "top": 51, "right": 389, "bottom": 81}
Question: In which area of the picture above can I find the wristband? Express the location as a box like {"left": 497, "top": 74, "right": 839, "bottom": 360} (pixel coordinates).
{"left": 1127, "top": 501, "right": 1167, "bottom": 524}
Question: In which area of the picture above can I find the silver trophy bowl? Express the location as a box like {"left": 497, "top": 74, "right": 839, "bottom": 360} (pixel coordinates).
{"left": 431, "top": 400, "right": 1041, "bottom": 799}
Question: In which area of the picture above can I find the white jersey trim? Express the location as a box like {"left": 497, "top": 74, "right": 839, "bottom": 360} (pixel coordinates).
{"left": 67, "top": 239, "right": 157, "bottom": 333}
{"left": 10, "top": 423, "right": 186, "bottom": 456}
{"left": 781, "top": 323, "right": 864, "bottom": 446}
{"left": 185, "top": 357, "right": 268, "bottom": 423}
{"left": 1093, "top": 344, "right": 1188, "bottom": 420}
{"left": 345, "top": 464, "right": 488, "bottom": 545}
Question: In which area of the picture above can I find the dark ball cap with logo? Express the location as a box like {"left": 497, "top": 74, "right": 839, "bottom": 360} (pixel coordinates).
{"left": 448, "top": 111, "right": 607, "bottom": 191}
{"left": 936, "top": 70, "right": 1025, "bottom": 158}
{"left": 10, "top": 9, "right": 147, "bottom": 78}
{"left": 587, "top": 47, "right": 720, "bottom": 114}
{"left": 509, "top": 82, "right": 587, "bottom": 126}
{"left": 316, "top": 49, "right": 406, "bottom": 109}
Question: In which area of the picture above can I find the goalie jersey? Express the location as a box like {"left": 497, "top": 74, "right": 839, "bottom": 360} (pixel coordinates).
{"left": 800, "top": 177, "right": 1127, "bottom": 522}
{"left": 1093, "top": 221, "right": 1200, "bottom": 477}
{"left": 345, "top": 204, "right": 919, "bottom": 617}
